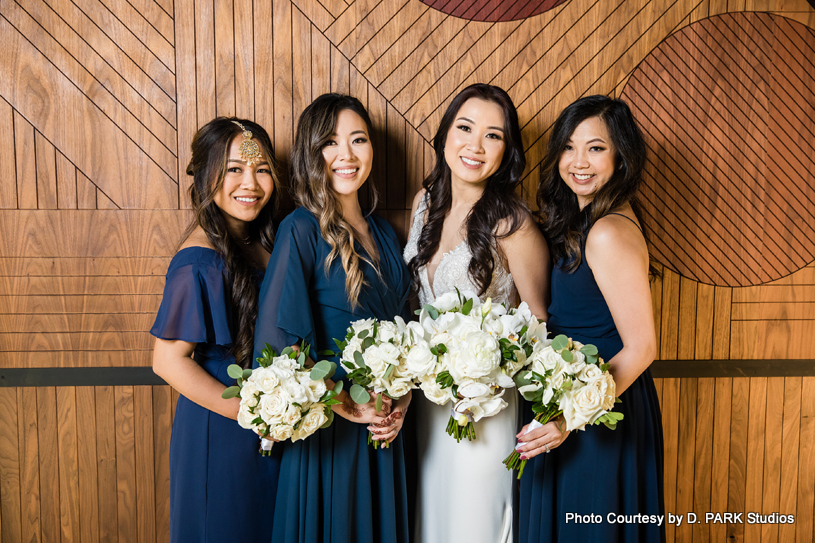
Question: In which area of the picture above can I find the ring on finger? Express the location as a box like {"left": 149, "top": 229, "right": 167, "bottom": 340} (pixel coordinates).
{"left": 544, "top": 443, "right": 550, "bottom": 453}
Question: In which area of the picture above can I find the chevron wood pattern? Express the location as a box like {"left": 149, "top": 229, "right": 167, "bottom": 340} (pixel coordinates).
{"left": 0, "top": 0, "right": 814, "bottom": 540}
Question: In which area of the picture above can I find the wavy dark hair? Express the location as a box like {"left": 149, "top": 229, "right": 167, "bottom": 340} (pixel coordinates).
{"left": 407, "top": 83, "right": 528, "bottom": 296}
{"left": 182, "top": 117, "right": 279, "bottom": 368}
{"left": 536, "top": 95, "right": 654, "bottom": 274}
{"left": 289, "top": 93, "right": 379, "bottom": 308}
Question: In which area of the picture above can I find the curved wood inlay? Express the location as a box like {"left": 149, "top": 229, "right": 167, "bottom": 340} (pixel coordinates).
{"left": 622, "top": 13, "right": 815, "bottom": 287}
{"left": 420, "top": 0, "right": 567, "bottom": 22}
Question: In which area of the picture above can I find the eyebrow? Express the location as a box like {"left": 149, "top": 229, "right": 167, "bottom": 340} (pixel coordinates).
{"left": 456, "top": 116, "right": 504, "bottom": 132}
{"left": 228, "top": 158, "right": 269, "bottom": 165}
{"left": 330, "top": 130, "right": 368, "bottom": 137}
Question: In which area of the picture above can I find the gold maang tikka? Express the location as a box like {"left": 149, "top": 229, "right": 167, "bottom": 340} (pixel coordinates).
{"left": 231, "top": 121, "right": 263, "bottom": 166}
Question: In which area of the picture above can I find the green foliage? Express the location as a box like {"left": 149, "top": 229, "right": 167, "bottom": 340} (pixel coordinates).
{"left": 221, "top": 385, "right": 240, "bottom": 399}
{"left": 560, "top": 349, "right": 573, "bottom": 363}
{"left": 358, "top": 329, "right": 369, "bottom": 339}
{"left": 375, "top": 393, "right": 383, "bottom": 413}
{"left": 353, "top": 351, "right": 366, "bottom": 368}
{"left": 350, "top": 383, "right": 371, "bottom": 405}
{"left": 423, "top": 304, "right": 439, "bottom": 320}
{"left": 310, "top": 360, "right": 336, "bottom": 381}
{"left": 462, "top": 297, "right": 473, "bottom": 316}
{"left": 280, "top": 346, "right": 294, "bottom": 357}
{"left": 551, "top": 334, "right": 569, "bottom": 351}
{"left": 435, "top": 370, "right": 454, "bottom": 389}
{"left": 227, "top": 364, "right": 243, "bottom": 380}
{"left": 318, "top": 349, "right": 337, "bottom": 357}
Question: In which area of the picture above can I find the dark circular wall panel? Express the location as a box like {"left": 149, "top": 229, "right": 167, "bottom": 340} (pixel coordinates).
{"left": 421, "top": 0, "right": 567, "bottom": 22}
{"left": 622, "top": 13, "right": 815, "bottom": 287}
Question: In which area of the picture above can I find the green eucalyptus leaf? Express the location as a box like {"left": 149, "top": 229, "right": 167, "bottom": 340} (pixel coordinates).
{"left": 332, "top": 380, "right": 344, "bottom": 395}
{"left": 353, "top": 351, "right": 366, "bottom": 368}
{"left": 580, "top": 344, "right": 598, "bottom": 356}
{"left": 242, "top": 368, "right": 253, "bottom": 379}
{"left": 560, "top": 350, "right": 573, "bottom": 363}
{"left": 226, "top": 364, "right": 243, "bottom": 380}
{"left": 362, "top": 337, "right": 374, "bottom": 350}
{"left": 280, "top": 346, "right": 293, "bottom": 357}
{"left": 350, "top": 384, "right": 371, "bottom": 405}
{"left": 297, "top": 352, "right": 306, "bottom": 367}
{"left": 358, "top": 329, "right": 369, "bottom": 339}
{"left": 318, "top": 349, "right": 336, "bottom": 357}
{"left": 384, "top": 364, "right": 395, "bottom": 380}
{"left": 221, "top": 386, "right": 240, "bottom": 399}
{"left": 310, "top": 360, "right": 333, "bottom": 381}
{"left": 321, "top": 409, "right": 335, "bottom": 428}
{"left": 551, "top": 334, "right": 569, "bottom": 351}
{"left": 423, "top": 304, "right": 439, "bottom": 320}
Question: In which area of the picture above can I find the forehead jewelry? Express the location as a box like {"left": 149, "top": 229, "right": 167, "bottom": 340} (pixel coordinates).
{"left": 231, "top": 121, "right": 263, "bottom": 166}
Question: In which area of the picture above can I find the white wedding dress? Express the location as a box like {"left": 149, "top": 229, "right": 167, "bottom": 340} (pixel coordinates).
{"left": 404, "top": 195, "right": 518, "bottom": 543}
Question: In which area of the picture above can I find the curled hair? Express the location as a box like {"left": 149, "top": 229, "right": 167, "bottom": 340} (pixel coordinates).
{"left": 408, "top": 83, "right": 528, "bottom": 296}
{"left": 183, "top": 117, "right": 279, "bottom": 367}
{"left": 535, "top": 95, "right": 654, "bottom": 274}
{"left": 289, "top": 93, "right": 379, "bottom": 308}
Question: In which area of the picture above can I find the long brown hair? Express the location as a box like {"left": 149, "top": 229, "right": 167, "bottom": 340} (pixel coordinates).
{"left": 536, "top": 95, "right": 654, "bottom": 274}
{"left": 183, "top": 117, "right": 279, "bottom": 367}
{"left": 289, "top": 93, "right": 379, "bottom": 308}
{"left": 407, "top": 83, "right": 528, "bottom": 296}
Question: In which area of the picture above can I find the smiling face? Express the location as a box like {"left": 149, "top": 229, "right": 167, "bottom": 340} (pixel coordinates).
{"left": 321, "top": 108, "right": 373, "bottom": 200}
{"left": 212, "top": 135, "right": 275, "bottom": 232}
{"left": 558, "top": 116, "right": 616, "bottom": 209}
{"left": 443, "top": 98, "right": 507, "bottom": 189}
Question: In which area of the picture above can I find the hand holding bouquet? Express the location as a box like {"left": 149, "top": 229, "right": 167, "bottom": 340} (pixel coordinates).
{"left": 222, "top": 342, "right": 343, "bottom": 453}
{"left": 335, "top": 316, "right": 420, "bottom": 448}
{"left": 503, "top": 334, "right": 624, "bottom": 478}
{"left": 412, "top": 289, "right": 543, "bottom": 442}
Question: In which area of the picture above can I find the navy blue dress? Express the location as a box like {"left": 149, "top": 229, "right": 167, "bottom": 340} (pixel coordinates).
{"left": 518, "top": 236, "right": 665, "bottom": 542}
{"left": 151, "top": 247, "right": 280, "bottom": 543}
{"left": 254, "top": 207, "right": 412, "bottom": 543}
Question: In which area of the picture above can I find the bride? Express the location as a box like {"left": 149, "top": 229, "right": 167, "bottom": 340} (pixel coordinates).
{"left": 404, "top": 83, "right": 550, "bottom": 543}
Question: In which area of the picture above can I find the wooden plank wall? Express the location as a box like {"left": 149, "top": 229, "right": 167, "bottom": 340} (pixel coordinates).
{"left": 0, "top": 0, "right": 814, "bottom": 541}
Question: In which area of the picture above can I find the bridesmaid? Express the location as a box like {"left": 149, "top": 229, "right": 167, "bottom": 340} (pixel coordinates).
{"left": 151, "top": 117, "right": 281, "bottom": 543}
{"left": 254, "top": 93, "right": 412, "bottom": 543}
{"left": 404, "top": 83, "right": 550, "bottom": 543}
{"left": 516, "top": 95, "right": 665, "bottom": 542}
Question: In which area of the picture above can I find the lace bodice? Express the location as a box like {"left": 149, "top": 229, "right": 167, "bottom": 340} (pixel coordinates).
{"left": 403, "top": 194, "right": 517, "bottom": 307}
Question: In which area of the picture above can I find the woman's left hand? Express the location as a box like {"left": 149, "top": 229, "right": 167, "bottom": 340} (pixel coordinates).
{"left": 515, "top": 419, "right": 570, "bottom": 460}
{"left": 368, "top": 391, "right": 411, "bottom": 444}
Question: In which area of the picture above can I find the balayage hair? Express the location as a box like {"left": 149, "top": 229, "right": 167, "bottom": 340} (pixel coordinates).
{"left": 289, "top": 93, "right": 379, "bottom": 308}
{"left": 407, "top": 83, "right": 528, "bottom": 296}
{"left": 536, "top": 95, "right": 654, "bottom": 273}
{"left": 183, "top": 117, "right": 279, "bottom": 368}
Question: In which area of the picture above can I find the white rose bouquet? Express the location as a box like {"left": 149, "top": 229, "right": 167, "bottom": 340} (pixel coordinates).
{"left": 222, "top": 342, "right": 343, "bottom": 453}
{"left": 503, "top": 334, "right": 624, "bottom": 478}
{"left": 334, "top": 316, "right": 420, "bottom": 449}
{"left": 413, "top": 289, "right": 541, "bottom": 443}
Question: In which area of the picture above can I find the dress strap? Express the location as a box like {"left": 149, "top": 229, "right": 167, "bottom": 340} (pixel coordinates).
{"left": 606, "top": 212, "right": 643, "bottom": 232}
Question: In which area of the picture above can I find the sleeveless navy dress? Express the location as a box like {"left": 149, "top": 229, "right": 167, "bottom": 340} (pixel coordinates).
{"left": 151, "top": 247, "right": 280, "bottom": 543}
{"left": 518, "top": 229, "right": 665, "bottom": 543}
{"left": 253, "top": 207, "right": 412, "bottom": 543}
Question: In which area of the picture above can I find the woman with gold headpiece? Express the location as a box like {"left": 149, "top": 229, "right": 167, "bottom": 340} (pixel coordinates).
{"left": 254, "top": 94, "right": 412, "bottom": 543}
{"left": 151, "top": 118, "right": 281, "bottom": 543}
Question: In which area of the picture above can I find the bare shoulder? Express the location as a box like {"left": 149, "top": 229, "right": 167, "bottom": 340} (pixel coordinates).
{"left": 498, "top": 211, "right": 548, "bottom": 257}
{"left": 586, "top": 211, "right": 647, "bottom": 266}
{"left": 179, "top": 226, "right": 215, "bottom": 251}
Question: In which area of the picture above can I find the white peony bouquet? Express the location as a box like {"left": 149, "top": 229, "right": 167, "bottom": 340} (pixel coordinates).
{"left": 334, "top": 316, "right": 421, "bottom": 448}
{"left": 503, "top": 334, "right": 624, "bottom": 478}
{"left": 222, "top": 343, "right": 343, "bottom": 453}
{"left": 412, "top": 289, "right": 544, "bottom": 442}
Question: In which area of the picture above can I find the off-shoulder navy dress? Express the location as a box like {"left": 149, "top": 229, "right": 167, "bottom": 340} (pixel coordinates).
{"left": 254, "top": 207, "right": 412, "bottom": 543}
{"left": 151, "top": 247, "right": 280, "bottom": 543}
{"left": 518, "top": 234, "right": 665, "bottom": 542}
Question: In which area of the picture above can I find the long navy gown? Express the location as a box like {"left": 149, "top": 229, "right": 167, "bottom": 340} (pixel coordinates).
{"left": 518, "top": 234, "right": 665, "bottom": 542}
{"left": 254, "top": 207, "right": 412, "bottom": 543}
{"left": 151, "top": 247, "right": 280, "bottom": 543}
